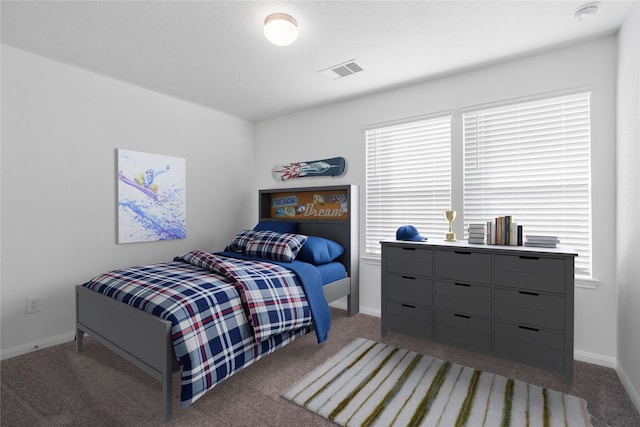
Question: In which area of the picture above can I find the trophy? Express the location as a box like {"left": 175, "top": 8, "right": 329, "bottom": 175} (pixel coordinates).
{"left": 444, "top": 210, "right": 457, "bottom": 242}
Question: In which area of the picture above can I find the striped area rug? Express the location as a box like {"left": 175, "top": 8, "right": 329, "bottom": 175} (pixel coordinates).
{"left": 282, "top": 338, "right": 592, "bottom": 427}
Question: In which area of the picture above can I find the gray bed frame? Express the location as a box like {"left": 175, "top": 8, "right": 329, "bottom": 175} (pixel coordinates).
{"left": 75, "top": 184, "right": 359, "bottom": 421}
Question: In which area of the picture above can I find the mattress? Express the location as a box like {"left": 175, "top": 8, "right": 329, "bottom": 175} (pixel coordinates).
{"left": 316, "top": 261, "right": 347, "bottom": 285}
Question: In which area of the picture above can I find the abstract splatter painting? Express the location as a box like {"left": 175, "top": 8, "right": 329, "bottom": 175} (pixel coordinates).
{"left": 117, "top": 149, "right": 186, "bottom": 243}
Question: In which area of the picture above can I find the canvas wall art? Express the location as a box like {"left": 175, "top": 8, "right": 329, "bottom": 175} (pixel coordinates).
{"left": 117, "top": 149, "right": 186, "bottom": 243}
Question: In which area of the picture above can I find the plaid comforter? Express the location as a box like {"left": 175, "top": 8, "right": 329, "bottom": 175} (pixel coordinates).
{"left": 82, "top": 251, "right": 317, "bottom": 408}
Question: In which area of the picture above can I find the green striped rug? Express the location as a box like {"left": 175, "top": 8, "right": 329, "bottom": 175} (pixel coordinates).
{"left": 283, "top": 338, "right": 592, "bottom": 427}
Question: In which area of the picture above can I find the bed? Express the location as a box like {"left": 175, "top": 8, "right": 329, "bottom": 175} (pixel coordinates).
{"left": 75, "top": 185, "right": 359, "bottom": 421}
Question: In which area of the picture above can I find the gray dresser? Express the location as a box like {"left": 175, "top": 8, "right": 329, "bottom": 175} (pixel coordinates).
{"left": 381, "top": 239, "right": 578, "bottom": 383}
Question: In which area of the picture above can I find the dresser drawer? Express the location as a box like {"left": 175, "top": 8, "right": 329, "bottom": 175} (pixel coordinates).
{"left": 435, "top": 250, "right": 492, "bottom": 284}
{"left": 434, "top": 280, "right": 491, "bottom": 317}
{"left": 434, "top": 311, "right": 491, "bottom": 353}
{"left": 494, "top": 254, "right": 566, "bottom": 293}
{"left": 385, "top": 245, "right": 433, "bottom": 277}
{"left": 495, "top": 288, "right": 565, "bottom": 330}
{"left": 494, "top": 321, "right": 565, "bottom": 371}
{"left": 386, "top": 301, "right": 432, "bottom": 339}
{"left": 386, "top": 274, "right": 433, "bottom": 306}
{"left": 381, "top": 240, "right": 575, "bottom": 383}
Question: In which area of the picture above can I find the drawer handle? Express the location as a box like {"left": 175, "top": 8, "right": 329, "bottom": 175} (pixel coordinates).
{"left": 401, "top": 304, "right": 416, "bottom": 309}
{"left": 518, "top": 325, "right": 539, "bottom": 332}
{"left": 454, "top": 251, "right": 472, "bottom": 255}
{"left": 402, "top": 247, "right": 416, "bottom": 251}
{"left": 454, "top": 313, "right": 471, "bottom": 319}
{"left": 454, "top": 283, "right": 471, "bottom": 287}
{"left": 519, "top": 255, "right": 540, "bottom": 260}
{"left": 518, "top": 291, "right": 539, "bottom": 296}
{"left": 402, "top": 276, "right": 416, "bottom": 280}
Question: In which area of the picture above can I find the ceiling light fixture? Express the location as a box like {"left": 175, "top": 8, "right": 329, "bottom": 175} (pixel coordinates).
{"left": 264, "top": 13, "right": 298, "bottom": 46}
{"left": 573, "top": 2, "right": 600, "bottom": 22}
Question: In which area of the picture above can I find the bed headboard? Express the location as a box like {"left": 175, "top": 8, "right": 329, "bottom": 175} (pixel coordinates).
{"left": 259, "top": 185, "right": 359, "bottom": 313}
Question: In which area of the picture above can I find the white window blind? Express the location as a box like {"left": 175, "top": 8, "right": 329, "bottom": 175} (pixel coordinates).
{"left": 366, "top": 115, "right": 452, "bottom": 256}
{"left": 463, "top": 92, "right": 592, "bottom": 277}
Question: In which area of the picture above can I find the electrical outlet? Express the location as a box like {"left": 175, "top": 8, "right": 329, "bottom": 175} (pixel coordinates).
{"left": 26, "top": 296, "right": 41, "bottom": 313}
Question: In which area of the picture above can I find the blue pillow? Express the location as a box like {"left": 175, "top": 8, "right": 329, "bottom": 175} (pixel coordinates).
{"left": 296, "top": 236, "right": 344, "bottom": 265}
{"left": 253, "top": 221, "right": 299, "bottom": 234}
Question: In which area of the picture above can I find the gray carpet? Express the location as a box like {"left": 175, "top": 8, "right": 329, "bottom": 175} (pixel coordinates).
{"left": 1, "top": 309, "right": 638, "bottom": 426}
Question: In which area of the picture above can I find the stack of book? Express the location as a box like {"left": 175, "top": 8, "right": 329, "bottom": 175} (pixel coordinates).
{"left": 468, "top": 223, "right": 486, "bottom": 244}
{"left": 487, "top": 216, "right": 523, "bottom": 246}
{"left": 525, "top": 235, "right": 560, "bottom": 248}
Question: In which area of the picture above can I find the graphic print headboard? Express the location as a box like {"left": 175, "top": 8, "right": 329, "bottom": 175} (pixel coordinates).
{"left": 258, "top": 185, "right": 359, "bottom": 315}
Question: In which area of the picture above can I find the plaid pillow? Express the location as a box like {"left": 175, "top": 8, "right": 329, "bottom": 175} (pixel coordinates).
{"left": 244, "top": 231, "right": 308, "bottom": 263}
{"left": 225, "top": 230, "right": 258, "bottom": 252}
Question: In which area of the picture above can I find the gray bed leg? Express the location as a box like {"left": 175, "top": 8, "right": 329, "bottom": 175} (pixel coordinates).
{"left": 347, "top": 293, "right": 359, "bottom": 316}
{"left": 162, "top": 366, "right": 172, "bottom": 421}
{"left": 162, "top": 335, "right": 174, "bottom": 422}
{"left": 76, "top": 329, "right": 84, "bottom": 352}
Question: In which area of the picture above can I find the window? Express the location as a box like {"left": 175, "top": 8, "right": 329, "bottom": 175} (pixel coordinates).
{"left": 365, "top": 114, "right": 452, "bottom": 256}
{"left": 463, "top": 92, "right": 592, "bottom": 277}
{"left": 364, "top": 91, "right": 593, "bottom": 278}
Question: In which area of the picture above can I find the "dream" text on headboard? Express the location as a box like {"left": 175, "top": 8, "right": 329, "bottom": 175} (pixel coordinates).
{"left": 270, "top": 190, "right": 348, "bottom": 220}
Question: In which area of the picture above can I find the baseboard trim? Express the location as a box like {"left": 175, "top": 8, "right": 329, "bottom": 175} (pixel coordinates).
{"left": 333, "top": 304, "right": 623, "bottom": 371}
{"left": 617, "top": 361, "right": 640, "bottom": 413}
{"left": 4, "top": 315, "right": 639, "bottom": 415}
{"left": 574, "top": 349, "right": 617, "bottom": 369}
{"left": 1, "top": 331, "right": 76, "bottom": 360}
{"left": 329, "top": 301, "right": 380, "bottom": 318}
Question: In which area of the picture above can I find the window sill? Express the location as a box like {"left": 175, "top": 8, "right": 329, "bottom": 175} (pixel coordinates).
{"left": 361, "top": 255, "right": 381, "bottom": 266}
{"left": 575, "top": 276, "right": 599, "bottom": 289}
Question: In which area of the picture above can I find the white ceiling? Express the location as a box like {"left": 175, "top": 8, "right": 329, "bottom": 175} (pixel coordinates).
{"left": 1, "top": 1, "right": 636, "bottom": 121}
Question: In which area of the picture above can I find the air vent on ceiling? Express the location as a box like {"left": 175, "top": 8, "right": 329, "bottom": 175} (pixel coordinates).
{"left": 318, "top": 60, "right": 364, "bottom": 80}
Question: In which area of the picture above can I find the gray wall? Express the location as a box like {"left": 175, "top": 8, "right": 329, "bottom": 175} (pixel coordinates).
{"left": 616, "top": 3, "right": 640, "bottom": 412}
{"left": 256, "top": 37, "right": 619, "bottom": 365}
{"left": 1, "top": 21, "right": 637, "bottom": 412}
{"left": 1, "top": 45, "right": 256, "bottom": 357}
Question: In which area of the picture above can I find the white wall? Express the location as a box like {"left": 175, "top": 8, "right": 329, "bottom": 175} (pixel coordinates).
{"left": 256, "top": 37, "right": 619, "bottom": 365}
{"left": 1, "top": 26, "right": 635, "bottom": 405}
{"left": 616, "top": 3, "right": 640, "bottom": 411}
{"left": 0, "top": 46, "right": 256, "bottom": 358}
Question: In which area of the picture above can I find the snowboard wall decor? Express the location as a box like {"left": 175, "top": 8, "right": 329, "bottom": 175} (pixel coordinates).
{"left": 271, "top": 156, "right": 346, "bottom": 181}
{"left": 117, "top": 149, "right": 186, "bottom": 243}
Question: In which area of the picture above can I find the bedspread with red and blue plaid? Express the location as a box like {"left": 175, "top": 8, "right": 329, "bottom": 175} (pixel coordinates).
{"left": 82, "top": 251, "right": 319, "bottom": 408}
